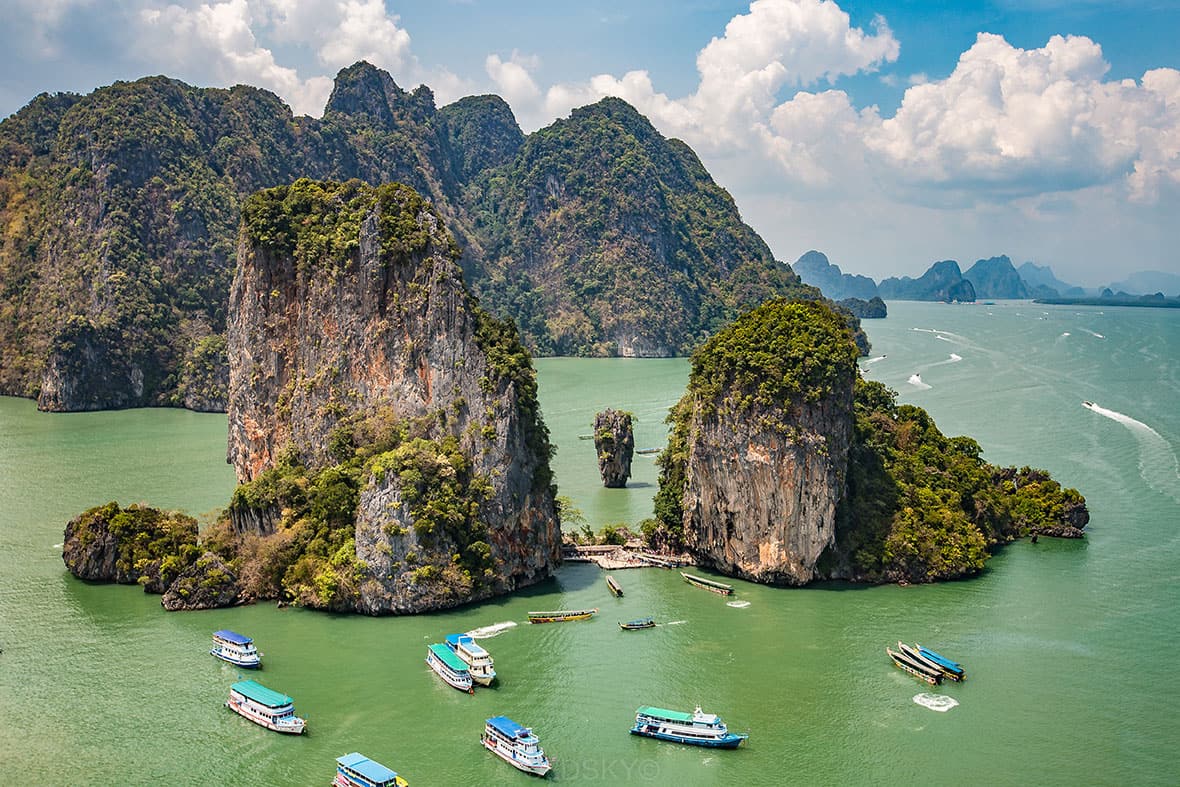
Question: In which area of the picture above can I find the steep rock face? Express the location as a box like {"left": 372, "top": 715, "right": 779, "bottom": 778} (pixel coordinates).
{"left": 964, "top": 255, "right": 1029, "bottom": 299}
{"left": 666, "top": 300, "right": 859, "bottom": 585}
{"left": 226, "top": 179, "right": 559, "bottom": 613}
{"left": 161, "top": 551, "right": 240, "bottom": 610}
{"left": 62, "top": 502, "right": 200, "bottom": 591}
{"left": 838, "top": 296, "right": 887, "bottom": 319}
{"left": 594, "top": 409, "right": 635, "bottom": 488}
{"left": 879, "top": 260, "right": 977, "bottom": 302}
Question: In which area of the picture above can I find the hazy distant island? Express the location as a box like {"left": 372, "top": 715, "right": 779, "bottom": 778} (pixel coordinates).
{"left": 1035, "top": 291, "right": 1180, "bottom": 308}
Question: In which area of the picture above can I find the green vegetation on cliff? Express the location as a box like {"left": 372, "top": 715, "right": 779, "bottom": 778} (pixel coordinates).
{"left": 831, "top": 379, "right": 1088, "bottom": 582}
{"left": 63, "top": 501, "right": 200, "bottom": 591}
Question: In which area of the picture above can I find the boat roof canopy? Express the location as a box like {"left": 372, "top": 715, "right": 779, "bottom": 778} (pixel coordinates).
{"left": 337, "top": 752, "right": 399, "bottom": 784}
{"left": 428, "top": 643, "right": 469, "bottom": 672}
{"left": 213, "top": 629, "right": 252, "bottom": 645}
{"left": 487, "top": 715, "right": 529, "bottom": 738}
{"left": 231, "top": 680, "right": 292, "bottom": 708}
{"left": 637, "top": 706, "right": 695, "bottom": 722}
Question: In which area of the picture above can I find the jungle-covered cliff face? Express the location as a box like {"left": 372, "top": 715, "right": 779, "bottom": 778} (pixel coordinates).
{"left": 0, "top": 62, "right": 862, "bottom": 411}
{"left": 654, "top": 299, "right": 1089, "bottom": 586}
{"left": 655, "top": 300, "right": 860, "bottom": 584}
{"left": 224, "top": 179, "right": 559, "bottom": 614}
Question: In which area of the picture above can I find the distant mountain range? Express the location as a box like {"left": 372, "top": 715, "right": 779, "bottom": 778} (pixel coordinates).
{"left": 794, "top": 251, "right": 1177, "bottom": 303}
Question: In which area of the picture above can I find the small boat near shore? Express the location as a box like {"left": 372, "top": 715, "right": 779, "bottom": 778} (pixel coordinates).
{"left": 527, "top": 608, "right": 598, "bottom": 623}
{"left": 680, "top": 572, "right": 734, "bottom": 595}
{"left": 886, "top": 646, "right": 942, "bottom": 685}
{"left": 630, "top": 705, "right": 748, "bottom": 748}
{"left": 334, "top": 753, "right": 408, "bottom": 787}
{"left": 915, "top": 643, "right": 966, "bottom": 681}
{"left": 427, "top": 643, "right": 473, "bottom": 692}
{"left": 635, "top": 447, "right": 661, "bottom": 455}
{"left": 445, "top": 634, "right": 496, "bottom": 686}
{"left": 898, "top": 642, "right": 963, "bottom": 682}
{"left": 226, "top": 679, "right": 306, "bottom": 734}
{"left": 211, "top": 629, "right": 261, "bottom": 668}
{"left": 619, "top": 618, "right": 655, "bottom": 631}
{"left": 481, "top": 716, "right": 552, "bottom": 776}
{"left": 606, "top": 575, "right": 623, "bottom": 597}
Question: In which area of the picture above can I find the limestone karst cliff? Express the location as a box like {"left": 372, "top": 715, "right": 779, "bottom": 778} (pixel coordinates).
{"left": 656, "top": 300, "right": 859, "bottom": 584}
{"left": 594, "top": 409, "right": 635, "bottom": 488}
{"left": 224, "top": 178, "right": 560, "bottom": 613}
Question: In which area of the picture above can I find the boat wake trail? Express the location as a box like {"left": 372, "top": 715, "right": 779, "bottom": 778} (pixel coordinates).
{"left": 1084, "top": 402, "right": 1180, "bottom": 503}
{"left": 908, "top": 374, "right": 932, "bottom": 390}
{"left": 1082, "top": 328, "right": 1105, "bottom": 339}
{"left": 911, "top": 327, "right": 967, "bottom": 341}
{"left": 665, "top": 620, "right": 688, "bottom": 625}
{"left": 726, "top": 601, "right": 751, "bottom": 609}
{"left": 466, "top": 621, "right": 518, "bottom": 639}
{"left": 864, "top": 355, "right": 888, "bottom": 365}
{"left": 913, "top": 694, "right": 959, "bottom": 712}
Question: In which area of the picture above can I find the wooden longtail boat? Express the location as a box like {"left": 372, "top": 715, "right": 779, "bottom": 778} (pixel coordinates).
{"left": 915, "top": 643, "right": 966, "bottom": 680}
{"left": 619, "top": 618, "right": 656, "bottom": 630}
{"left": 680, "top": 572, "right": 734, "bottom": 595}
{"left": 886, "top": 647, "right": 942, "bottom": 685}
{"left": 527, "top": 608, "right": 598, "bottom": 623}
{"left": 606, "top": 575, "right": 623, "bottom": 597}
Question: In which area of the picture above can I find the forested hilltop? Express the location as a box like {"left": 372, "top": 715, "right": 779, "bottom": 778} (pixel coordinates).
{"left": 0, "top": 61, "right": 855, "bottom": 411}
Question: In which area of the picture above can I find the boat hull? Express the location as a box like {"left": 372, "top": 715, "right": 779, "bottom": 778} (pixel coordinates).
{"left": 426, "top": 651, "right": 473, "bottom": 691}
{"left": 527, "top": 609, "right": 598, "bottom": 623}
{"left": 211, "top": 649, "right": 261, "bottom": 668}
{"left": 225, "top": 697, "right": 305, "bottom": 734}
{"left": 470, "top": 672, "right": 496, "bottom": 687}
{"left": 886, "top": 647, "right": 941, "bottom": 685}
{"left": 680, "top": 572, "right": 733, "bottom": 595}
{"left": 630, "top": 727, "right": 747, "bottom": 748}
{"left": 481, "top": 735, "right": 552, "bottom": 776}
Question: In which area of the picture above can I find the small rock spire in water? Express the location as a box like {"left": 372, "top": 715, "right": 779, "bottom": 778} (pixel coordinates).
{"left": 594, "top": 409, "right": 635, "bottom": 488}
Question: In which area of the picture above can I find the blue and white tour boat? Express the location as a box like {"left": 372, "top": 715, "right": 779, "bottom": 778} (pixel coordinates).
{"left": 211, "top": 629, "right": 261, "bottom": 668}
{"left": 333, "top": 752, "right": 409, "bottom": 787}
{"left": 630, "top": 705, "right": 748, "bottom": 748}
{"left": 445, "top": 633, "right": 496, "bottom": 686}
{"left": 481, "top": 716, "right": 552, "bottom": 776}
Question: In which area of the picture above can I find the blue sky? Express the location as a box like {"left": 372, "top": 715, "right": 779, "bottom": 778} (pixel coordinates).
{"left": 3, "top": 0, "right": 1179, "bottom": 286}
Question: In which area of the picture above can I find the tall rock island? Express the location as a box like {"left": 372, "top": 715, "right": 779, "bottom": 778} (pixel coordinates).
{"left": 594, "top": 409, "right": 635, "bottom": 488}
{"left": 653, "top": 298, "right": 1089, "bottom": 586}
{"left": 657, "top": 300, "right": 860, "bottom": 584}
{"left": 224, "top": 178, "right": 560, "bottom": 613}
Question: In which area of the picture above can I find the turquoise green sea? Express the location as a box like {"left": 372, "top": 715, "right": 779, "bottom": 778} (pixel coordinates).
{"left": 2, "top": 301, "right": 1178, "bottom": 785}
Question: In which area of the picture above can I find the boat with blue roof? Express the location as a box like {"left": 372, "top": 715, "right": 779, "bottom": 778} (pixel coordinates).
{"left": 482, "top": 716, "right": 552, "bottom": 776}
{"left": 915, "top": 643, "right": 966, "bottom": 681}
{"left": 333, "top": 752, "right": 408, "bottom": 787}
{"left": 211, "top": 629, "right": 261, "bottom": 668}
{"left": 226, "top": 679, "right": 305, "bottom": 734}
{"left": 630, "top": 705, "right": 748, "bottom": 748}
{"left": 426, "top": 643, "right": 473, "bottom": 692}
{"left": 445, "top": 634, "right": 496, "bottom": 686}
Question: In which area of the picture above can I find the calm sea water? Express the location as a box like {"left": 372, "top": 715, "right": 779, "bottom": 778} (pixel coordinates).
{"left": 1, "top": 301, "right": 1178, "bottom": 785}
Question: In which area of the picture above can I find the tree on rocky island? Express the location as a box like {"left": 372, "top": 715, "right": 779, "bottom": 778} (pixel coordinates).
{"left": 594, "top": 408, "right": 635, "bottom": 488}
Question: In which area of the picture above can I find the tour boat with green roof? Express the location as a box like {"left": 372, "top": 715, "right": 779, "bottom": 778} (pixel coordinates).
{"left": 445, "top": 633, "right": 496, "bottom": 686}
{"left": 426, "top": 643, "right": 473, "bottom": 692}
{"left": 481, "top": 716, "right": 552, "bottom": 776}
{"left": 210, "top": 629, "right": 261, "bottom": 668}
{"left": 333, "top": 752, "right": 409, "bottom": 787}
{"left": 630, "top": 705, "right": 748, "bottom": 748}
{"left": 225, "top": 679, "right": 306, "bottom": 734}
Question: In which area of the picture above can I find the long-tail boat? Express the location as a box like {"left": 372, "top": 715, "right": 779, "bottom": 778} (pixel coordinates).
{"left": 886, "top": 646, "right": 942, "bottom": 685}
{"left": 680, "top": 572, "right": 734, "bottom": 595}
{"left": 527, "top": 608, "right": 598, "bottom": 623}
{"left": 606, "top": 575, "right": 623, "bottom": 597}
{"left": 619, "top": 618, "right": 656, "bottom": 631}
{"left": 915, "top": 643, "right": 967, "bottom": 681}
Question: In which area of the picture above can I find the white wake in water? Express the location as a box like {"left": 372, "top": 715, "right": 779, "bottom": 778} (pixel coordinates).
{"left": 665, "top": 620, "right": 688, "bottom": 625}
{"left": 913, "top": 694, "right": 959, "bottom": 712}
{"left": 908, "top": 374, "right": 932, "bottom": 390}
{"left": 950, "top": 353, "right": 962, "bottom": 362}
{"left": 52, "top": 543, "right": 63, "bottom": 549}
{"left": 726, "top": 601, "right": 751, "bottom": 608}
{"left": 912, "top": 327, "right": 967, "bottom": 340}
{"left": 1061, "top": 332, "right": 1070, "bottom": 337}
{"left": 865, "top": 355, "right": 888, "bottom": 364}
{"left": 466, "top": 621, "right": 518, "bottom": 639}
{"left": 935, "top": 335, "right": 952, "bottom": 342}
{"left": 1084, "top": 402, "right": 1180, "bottom": 502}
{"left": 1082, "top": 329, "right": 1105, "bottom": 339}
